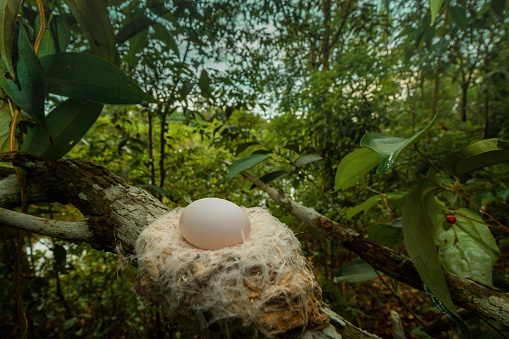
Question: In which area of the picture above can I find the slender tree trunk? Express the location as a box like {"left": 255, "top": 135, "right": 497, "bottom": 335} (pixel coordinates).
{"left": 461, "top": 83, "right": 468, "bottom": 122}
{"left": 430, "top": 76, "right": 439, "bottom": 118}
{"left": 147, "top": 110, "right": 156, "bottom": 186}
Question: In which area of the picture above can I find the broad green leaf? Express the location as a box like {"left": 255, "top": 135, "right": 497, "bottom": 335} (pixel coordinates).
{"left": 334, "top": 259, "right": 378, "bottom": 283}
{"left": 334, "top": 147, "right": 380, "bottom": 190}
{"left": 295, "top": 154, "right": 322, "bottom": 167}
{"left": 153, "top": 24, "right": 180, "bottom": 57}
{"left": 449, "top": 6, "right": 468, "bottom": 30}
{"left": 40, "top": 52, "right": 157, "bottom": 105}
{"left": 430, "top": 0, "right": 445, "bottom": 25}
{"left": 21, "top": 99, "right": 103, "bottom": 159}
{"left": 122, "top": 27, "right": 148, "bottom": 67}
{"left": 198, "top": 69, "right": 210, "bottom": 95}
{"left": 0, "top": 24, "right": 48, "bottom": 133}
{"left": 115, "top": 16, "right": 154, "bottom": 44}
{"left": 250, "top": 170, "right": 289, "bottom": 190}
{"left": 235, "top": 141, "right": 262, "bottom": 156}
{"left": 436, "top": 209, "right": 500, "bottom": 285}
{"left": 445, "top": 138, "right": 509, "bottom": 178}
{"left": 360, "top": 114, "right": 437, "bottom": 174}
{"left": 0, "top": 0, "right": 21, "bottom": 79}
{"left": 35, "top": 15, "right": 71, "bottom": 57}
{"left": 368, "top": 222, "right": 403, "bottom": 250}
{"left": 403, "top": 179, "right": 461, "bottom": 324}
{"left": 64, "top": 0, "right": 119, "bottom": 64}
{"left": 347, "top": 194, "right": 382, "bottom": 220}
{"left": 225, "top": 154, "right": 270, "bottom": 181}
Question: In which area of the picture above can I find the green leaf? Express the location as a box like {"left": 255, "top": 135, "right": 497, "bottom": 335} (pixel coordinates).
{"left": 225, "top": 154, "right": 270, "bottom": 181}
{"left": 402, "top": 179, "right": 460, "bottom": 321}
{"left": 449, "top": 6, "right": 468, "bottom": 30}
{"left": 0, "top": 0, "right": 21, "bottom": 79}
{"left": 0, "top": 105, "right": 11, "bottom": 152}
{"left": 295, "top": 154, "right": 322, "bottom": 167}
{"left": 0, "top": 24, "right": 47, "bottom": 132}
{"left": 360, "top": 114, "right": 437, "bottom": 174}
{"left": 436, "top": 209, "right": 500, "bottom": 285}
{"left": 115, "top": 16, "right": 154, "bottom": 44}
{"left": 334, "top": 259, "right": 378, "bottom": 283}
{"left": 250, "top": 170, "right": 289, "bottom": 190}
{"left": 347, "top": 194, "right": 382, "bottom": 220}
{"left": 445, "top": 138, "right": 509, "bottom": 178}
{"left": 21, "top": 99, "right": 103, "bottom": 159}
{"left": 63, "top": 0, "right": 119, "bottom": 64}
{"left": 122, "top": 26, "right": 148, "bottom": 67}
{"left": 368, "top": 222, "right": 403, "bottom": 250}
{"left": 430, "top": 0, "right": 445, "bottom": 25}
{"left": 35, "top": 15, "right": 71, "bottom": 57}
{"left": 198, "top": 69, "right": 210, "bottom": 95}
{"left": 40, "top": 52, "right": 157, "bottom": 105}
{"left": 334, "top": 147, "right": 381, "bottom": 190}
{"left": 153, "top": 24, "right": 180, "bottom": 57}
{"left": 235, "top": 141, "right": 262, "bottom": 156}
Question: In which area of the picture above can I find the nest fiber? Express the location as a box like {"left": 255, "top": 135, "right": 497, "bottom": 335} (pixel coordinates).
{"left": 134, "top": 207, "right": 329, "bottom": 337}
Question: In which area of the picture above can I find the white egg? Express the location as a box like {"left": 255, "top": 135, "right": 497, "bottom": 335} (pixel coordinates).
{"left": 179, "top": 198, "right": 251, "bottom": 250}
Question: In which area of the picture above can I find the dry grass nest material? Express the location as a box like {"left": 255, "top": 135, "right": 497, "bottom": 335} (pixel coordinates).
{"left": 133, "top": 207, "right": 329, "bottom": 337}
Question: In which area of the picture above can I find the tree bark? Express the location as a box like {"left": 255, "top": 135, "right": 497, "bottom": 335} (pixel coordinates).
{"left": 0, "top": 152, "right": 379, "bottom": 339}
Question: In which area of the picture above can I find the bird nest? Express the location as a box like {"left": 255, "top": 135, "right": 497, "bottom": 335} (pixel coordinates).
{"left": 133, "top": 207, "right": 329, "bottom": 338}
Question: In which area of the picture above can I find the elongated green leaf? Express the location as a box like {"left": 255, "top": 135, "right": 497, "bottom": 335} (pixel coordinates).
{"left": 334, "top": 147, "right": 380, "bottom": 190}
{"left": 0, "top": 105, "right": 11, "bottom": 152}
{"left": 449, "top": 6, "right": 468, "bottom": 30}
{"left": 436, "top": 209, "right": 500, "bottom": 285}
{"left": 122, "top": 26, "right": 148, "bottom": 67}
{"left": 347, "top": 194, "right": 382, "bottom": 220}
{"left": 0, "top": 24, "right": 47, "bottom": 132}
{"left": 0, "top": 0, "right": 21, "bottom": 79}
{"left": 445, "top": 138, "right": 509, "bottom": 178}
{"left": 226, "top": 154, "right": 270, "bottom": 181}
{"left": 250, "top": 170, "right": 289, "bottom": 190}
{"left": 64, "top": 0, "right": 119, "bottom": 64}
{"left": 334, "top": 259, "right": 378, "bottom": 283}
{"left": 35, "top": 15, "right": 71, "bottom": 57}
{"left": 40, "top": 52, "right": 157, "bottom": 105}
{"left": 199, "top": 69, "right": 210, "bottom": 95}
{"left": 295, "top": 154, "right": 322, "bottom": 167}
{"left": 153, "top": 24, "right": 180, "bottom": 57}
{"left": 115, "top": 16, "right": 154, "bottom": 44}
{"left": 235, "top": 141, "right": 262, "bottom": 156}
{"left": 403, "top": 179, "right": 463, "bottom": 324}
{"left": 360, "top": 115, "right": 437, "bottom": 174}
{"left": 430, "top": 0, "right": 445, "bottom": 25}
{"left": 21, "top": 99, "right": 103, "bottom": 159}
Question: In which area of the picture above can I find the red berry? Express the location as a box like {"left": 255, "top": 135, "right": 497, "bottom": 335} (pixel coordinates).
{"left": 446, "top": 215, "right": 456, "bottom": 224}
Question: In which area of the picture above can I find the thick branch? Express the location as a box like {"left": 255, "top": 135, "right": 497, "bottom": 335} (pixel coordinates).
{"left": 0, "top": 207, "right": 94, "bottom": 245}
{"left": 241, "top": 171, "right": 509, "bottom": 327}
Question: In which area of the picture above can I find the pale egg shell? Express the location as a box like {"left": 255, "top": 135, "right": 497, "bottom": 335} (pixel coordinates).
{"left": 179, "top": 198, "right": 251, "bottom": 250}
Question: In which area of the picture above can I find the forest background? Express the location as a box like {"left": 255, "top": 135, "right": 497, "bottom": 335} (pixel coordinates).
{"left": 0, "top": 0, "right": 508, "bottom": 338}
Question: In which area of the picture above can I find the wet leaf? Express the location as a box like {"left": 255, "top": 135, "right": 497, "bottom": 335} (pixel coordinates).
{"left": 360, "top": 114, "right": 437, "bottom": 174}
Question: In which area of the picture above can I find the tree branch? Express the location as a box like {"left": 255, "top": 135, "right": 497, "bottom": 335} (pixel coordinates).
{"left": 0, "top": 207, "right": 94, "bottom": 244}
{"left": 240, "top": 171, "right": 509, "bottom": 327}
